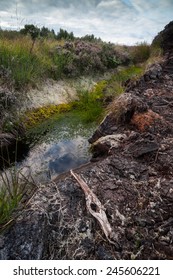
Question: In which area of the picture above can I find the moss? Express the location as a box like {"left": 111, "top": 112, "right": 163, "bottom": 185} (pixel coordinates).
{"left": 23, "top": 103, "right": 72, "bottom": 128}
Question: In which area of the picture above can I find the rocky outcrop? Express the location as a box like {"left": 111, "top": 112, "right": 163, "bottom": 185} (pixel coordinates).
{"left": 1, "top": 23, "right": 173, "bottom": 260}
{"left": 152, "top": 21, "right": 173, "bottom": 53}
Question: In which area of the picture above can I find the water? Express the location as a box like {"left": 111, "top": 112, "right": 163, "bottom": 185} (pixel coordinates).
{"left": 18, "top": 113, "right": 96, "bottom": 183}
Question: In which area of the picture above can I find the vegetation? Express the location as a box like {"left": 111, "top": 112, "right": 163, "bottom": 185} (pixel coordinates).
{"left": 0, "top": 165, "right": 36, "bottom": 228}
{"left": 73, "top": 88, "right": 104, "bottom": 123}
{"left": 20, "top": 24, "right": 40, "bottom": 53}
{"left": 0, "top": 25, "right": 131, "bottom": 90}
{"left": 23, "top": 103, "right": 72, "bottom": 128}
{"left": 0, "top": 22, "right": 168, "bottom": 230}
{"left": 130, "top": 42, "right": 151, "bottom": 64}
{"left": 0, "top": 36, "right": 47, "bottom": 89}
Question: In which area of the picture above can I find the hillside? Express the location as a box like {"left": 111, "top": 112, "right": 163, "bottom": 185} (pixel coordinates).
{"left": 0, "top": 22, "right": 173, "bottom": 259}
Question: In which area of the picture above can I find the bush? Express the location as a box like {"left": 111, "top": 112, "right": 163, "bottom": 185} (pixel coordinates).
{"left": 0, "top": 29, "right": 132, "bottom": 88}
{"left": 131, "top": 42, "right": 151, "bottom": 64}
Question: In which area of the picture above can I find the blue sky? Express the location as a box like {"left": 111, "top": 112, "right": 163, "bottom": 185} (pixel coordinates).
{"left": 0, "top": 0, "right": 172, "bottom": 45}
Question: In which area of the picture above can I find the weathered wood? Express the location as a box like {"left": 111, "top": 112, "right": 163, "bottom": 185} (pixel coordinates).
{"left": 70, "top": 169, "right": 119, "bottom": 248}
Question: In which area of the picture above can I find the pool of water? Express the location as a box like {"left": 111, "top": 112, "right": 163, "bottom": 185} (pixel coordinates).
{"left": 18, "top": 113, "right": 96, "bottom": 183}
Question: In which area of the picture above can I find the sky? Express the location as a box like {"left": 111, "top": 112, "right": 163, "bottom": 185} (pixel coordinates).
{"left": 0, "top": 0, "right": 173, "bottom": 45}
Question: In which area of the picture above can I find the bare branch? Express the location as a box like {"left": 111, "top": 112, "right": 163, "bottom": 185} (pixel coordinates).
{"left": 70, "top": 170, "right": 120, "bottom": 248}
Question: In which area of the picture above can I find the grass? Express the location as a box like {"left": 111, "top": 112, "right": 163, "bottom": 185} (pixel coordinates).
{"left": 0, "top": 36, "right": 66, "bottom": 89}
{"left": 130, "top": 42, "right": 151, "bottom": 64}
{"left": 22, "top": 65, "right": 144, "bottom": 131}
{"left": 0, "top": 30, "right": 152, "bottom": 92}
{"left": 72, "top": 88, "right": 104, "bottom": 123}
{"left": 103, "top": 65, "right": 144, "bottom": 98}
{"left": 0, "top": 165, "right": 36, "bottom": 228}
{"left": 0, "top": 37, "right": 46, "bottom": 89}
{"left": 70, "top": 70, "right": 144, "bottom": 124}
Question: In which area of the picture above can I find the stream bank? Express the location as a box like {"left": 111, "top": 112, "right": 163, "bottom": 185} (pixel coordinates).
{"left": 0, "top": 74, "right": 105, "bottom": 168}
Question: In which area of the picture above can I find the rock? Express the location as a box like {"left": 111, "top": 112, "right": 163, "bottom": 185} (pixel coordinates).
{"left": 127, "top": 139, "right": 159, "bottom": 158}
{"left": 91, "top": 134, "right": 127, "bottom": 157}
{"left": 144, "top": 63, "right": 162, "bottom": 80}
{"left": 89, "top": 93, "right": 148, "bottom": 143}
{"left": 88, "top": 114, "right": 117, "bottom": 143}
{"left": 152, "top": 21, "right": 173, "bottom": 53}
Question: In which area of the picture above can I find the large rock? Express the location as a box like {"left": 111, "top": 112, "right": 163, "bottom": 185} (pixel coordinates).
{"left": 91, "top": 134, "right": 127, "bottom": 157}
{"left": 152, "top": 21, "right": 173, "bottom": 53}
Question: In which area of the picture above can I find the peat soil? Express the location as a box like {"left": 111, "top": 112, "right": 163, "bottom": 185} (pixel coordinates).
{"left": 1, "top": 51, "right": 173, "bottom": 260}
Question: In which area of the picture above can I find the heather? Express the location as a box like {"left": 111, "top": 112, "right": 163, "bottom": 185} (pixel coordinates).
{"left": 0, "top": 27, "right": 131, "bottom": 90}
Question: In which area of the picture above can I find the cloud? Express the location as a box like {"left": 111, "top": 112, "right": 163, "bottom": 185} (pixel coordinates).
{"left": 0, "top": 0, "right": 173, "bottom": 45}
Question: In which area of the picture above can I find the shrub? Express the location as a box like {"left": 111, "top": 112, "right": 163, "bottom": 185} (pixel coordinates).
{"left": 131, "top": 42, "right": 151, "bottom": 64}
{"left": 50, "top": 40, "right": 124, "bottom": 77}
{"left": 0, "top": 28, "right": 132, "bottom": 88}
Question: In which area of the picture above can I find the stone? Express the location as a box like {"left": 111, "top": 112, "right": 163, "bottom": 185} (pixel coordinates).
{"left": 91, "top": 134, "right": 127, "bottom": 157}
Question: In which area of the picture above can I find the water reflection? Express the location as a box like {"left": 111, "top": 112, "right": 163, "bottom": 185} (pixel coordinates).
{"left": 19, "top": 119, "right": 95, "bottom": 183}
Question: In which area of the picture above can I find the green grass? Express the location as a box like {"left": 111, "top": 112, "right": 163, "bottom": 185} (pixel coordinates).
{"left": 0, "top": 33, "right": 152, "bottom": 91}
{"left": 0, "top": 165, "right": 36, "bottom": 228}
{"left": 103, "top": 65, "right": 144, "bottom": 98}
{"left": 72, "top": 88, "right": 104, "bottom": 123}
{"left": 0, "top": 37, "right": 47, "bottom": 89}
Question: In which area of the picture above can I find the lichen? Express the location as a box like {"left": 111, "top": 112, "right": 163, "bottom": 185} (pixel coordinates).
{"left": 131, "top": 109, "right": 161, "bottom": 132}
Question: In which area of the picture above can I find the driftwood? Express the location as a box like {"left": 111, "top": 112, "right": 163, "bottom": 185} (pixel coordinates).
{"left": 70, "top": 170, "right": 120, "bottom": 248}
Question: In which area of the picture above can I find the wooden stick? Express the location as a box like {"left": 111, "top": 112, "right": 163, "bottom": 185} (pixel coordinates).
{"left": 70, "top": 170, "right": 120, "bottom": 248}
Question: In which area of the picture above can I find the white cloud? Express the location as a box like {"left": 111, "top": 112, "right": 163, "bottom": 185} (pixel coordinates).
{"left": 0, "top": 0, "right": 172, "bottom": 45}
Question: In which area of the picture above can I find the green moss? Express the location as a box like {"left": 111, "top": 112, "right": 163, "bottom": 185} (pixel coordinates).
{"left": 23, "top": 103, "right": 72, "bottom": 128}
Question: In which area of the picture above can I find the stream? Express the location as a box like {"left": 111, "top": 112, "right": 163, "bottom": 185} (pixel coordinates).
{"left": 17, "top": 112, "right": 96, "bottom": 184}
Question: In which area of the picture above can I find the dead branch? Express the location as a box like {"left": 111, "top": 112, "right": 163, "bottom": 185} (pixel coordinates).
{"left": 70, "top": 170, "right": 120, "bottom": 248}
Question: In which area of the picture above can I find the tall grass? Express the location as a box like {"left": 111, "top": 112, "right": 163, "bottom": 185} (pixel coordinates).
{"left": 0, "top": 165, "right": 36, "bottom": 228}
{"left": 0, "top": 37, "right": 46, "bottom": 88}
{"left": 130, "top": 42, "right": 151, "bottom": 64}
{"left": 0, "top": 36, "right": 66, "bottom": 89}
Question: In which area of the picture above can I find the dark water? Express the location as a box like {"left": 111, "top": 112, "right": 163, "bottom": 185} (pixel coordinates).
{"left": 18, "top": 113, "right": 96, "bottom": 183}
